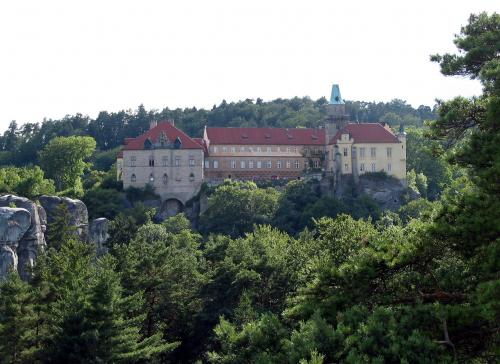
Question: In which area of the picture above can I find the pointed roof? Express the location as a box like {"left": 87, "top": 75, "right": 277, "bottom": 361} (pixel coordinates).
{"left": 330, "top": 123, "right": 400, "bottom": 144}
{"left": 329, "top": 84, "right": 345, "bottom": 105}
{"left": 122, "top": 121, "right": 203, "bottom": 150}
{"left": 206, "top": 127, "right": 325, "bottom": 145}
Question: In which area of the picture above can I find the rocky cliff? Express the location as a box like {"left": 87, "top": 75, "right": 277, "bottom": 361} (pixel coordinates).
{"left": 0, "top": 194, "right": 109, "bottom": 280}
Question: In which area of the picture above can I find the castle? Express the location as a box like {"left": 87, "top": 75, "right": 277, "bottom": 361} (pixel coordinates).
{"left": 116, "top": 85, "right": 407, "bottom": 215}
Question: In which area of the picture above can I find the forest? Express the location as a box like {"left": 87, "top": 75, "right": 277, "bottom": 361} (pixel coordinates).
{"left": 0, "top": 12, "right": 498, "bottom": 364}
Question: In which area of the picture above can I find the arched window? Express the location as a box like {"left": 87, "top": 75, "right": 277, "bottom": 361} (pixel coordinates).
{"left": 149, "top": 156, "right": 155, "bottom": 167}
{"left": 163, "top": 173, "right": 168, "bottom": 185}
{"left": 149, "top": 173, "right": 155, "bottom": 183}
{"left": 131, "top": 174, "right": 136, "bottom": 182}
{"left": 189, "top": 173, "right": 195, "bottom": 182}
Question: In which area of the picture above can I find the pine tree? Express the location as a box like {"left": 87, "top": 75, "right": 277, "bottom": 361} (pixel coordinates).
{"left": 86, "top": 255, "right": 178, "bottom": 363}
{"left": 0, "top": 273, "right": 37, "bottom": 364}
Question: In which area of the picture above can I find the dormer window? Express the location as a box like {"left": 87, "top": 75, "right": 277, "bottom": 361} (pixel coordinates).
{"left": 174, "top": 137, "right": 182, "bottom": 149}
{"left": 158, "top": 132, "right": 168, "bottom": 146}
{"left": 144, "top": 138, "right": 153, "bottom": 149}
{"left": 241, "top": 134, "right": 248, "bottom": 139}
{"left": 265, "top": 133, "right": 271, "bottom": 139}
{"left": 341, "top": 134, "right": 349, "bottom": 141}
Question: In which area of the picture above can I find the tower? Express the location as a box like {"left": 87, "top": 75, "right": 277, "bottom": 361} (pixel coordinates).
{"left": 325, "top": 84, "right": 349, "bottom": 144}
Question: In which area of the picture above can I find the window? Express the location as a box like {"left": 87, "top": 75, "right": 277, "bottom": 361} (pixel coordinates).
{"left": 130, "top": 156, "right": 136, "bottom": 167}
{"left": 360, "top": 163, "right": 365, "bottom": 172}
{"left": 231, "top": 147, "right": 236, "bottom": 153}
{"left": 149, "top": 156, "right": 154, "bottom": 167}
{"left": 131, "top": 174, "right": 136, "bottom": 182}
{"left": 204, "top": 160, "right": 209, "bottom": 168}
{"left": 213, "top": 160, "right": 219, "bottom": 169}
{"left": 162, "top": 173, "right": 168, "bottom": 185}
{"left": 189, "top": 158, "right": 195, "bottom": 167}
{"left": 294, "top": 160, "right": 300, "bottom": 169}
{"left": 149, "top": 173, "right": 154, "bottom": 183}
{"left": 222, "top": 146, "right": 227, "bottom": 152}
{"left": 175, "top": 158, "right": 180, "bottom": 167}
{"left": 162, "top": 156, "right": 168, "bottom": 167}
{"left": 240, "top": 161, "right": 246, "bottom": 168}
{"left": 231, "top": 160, "right": 236, "bottom": 169}
{"left": 286, "top": 160, "right": 291, "bottom": 168}
{"left": 213, "top": 146, "right": 218, "bottom": 153}
{"left": 189, "top": 173, "right": 195, "bottom": 182}
{"left": 292, "top": 147, "right": 297, "bottom": 153}
{"left": 240, "top": 147, "right": 245, "bottom": 152}
{"left": 249, "top": 160, "right": 254, "bottom": 169}
{"left": 370, "top": 147, "right": 376, "bottom": 158}
{"left": 277, "top": 160, "right": 282, "bottom": 169}
{"left": 371, "top": 163, "right": 376, "bottom": 172}
{"left": 247, "top": 147, "right": 253, "bottom": 152}
{"left": 257, "top": 161, "right": 262, "bottom": 169}
{"left": 343, "top": 148, "right": 348, "bottom": 157}
{"left": 266, "top": 147, "right": 271, "bottom": 152}
{"left": 344, "top": 163, "right": 349, "bottom": 171}
{"left": 314, "top": 160, "right": 320, "bottom": 168}
{"left": 387, "top": 163, "right": 392, "bottom": 172}
{"left": 265, "top": 160, "right": 272, "bottom": 168}
{"left": 287, "top": 147, "right": 291, "bottom": 153}
{"left": 257, "top": 147, "right": 262, "bottom": 152}
{"left": 359, "top": 148, "right": 365, "bottom": 159}
{"left": 387, "top": 147, "right": 392, "bottom": 158}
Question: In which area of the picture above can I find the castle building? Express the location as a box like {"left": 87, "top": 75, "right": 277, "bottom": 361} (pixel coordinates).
{"left": 117, "top": 85, "right": 406, "bottom": 215}
{"left": 202, "top": 127, "right": 325, "bottom": 183}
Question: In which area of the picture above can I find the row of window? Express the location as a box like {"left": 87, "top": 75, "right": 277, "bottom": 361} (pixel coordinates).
{"left": 343, "top": 147, "right": 393, "bottom": 158}
{"left": 130, "top": 156, "right": 196, "bottom": 167}
{"left": 204, "top": 159, "right": 320, "bottom": 169}
{"left": 211, "top": 146, "right": 316, "bottom": 154}
{"left": 344, "top": 163, "right": 392, "bottom": 172}
{"left": 130, "top": 172, "right": 196, "bottom": 184}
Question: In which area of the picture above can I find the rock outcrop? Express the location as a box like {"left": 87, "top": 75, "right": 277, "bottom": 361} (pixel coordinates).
{"left": 89, "top": 218, "right": 109, "bottom": 255}
{"left": 39, "top": 195, "right": 89, "bottom": 243}
{"left": 357, "top": 175, "right": 410, "bottom": 211}
{"left": 0, "top": 195, "right": 47, "bottom": 280}
{"left": 0, "top": 207, "right": 32, "bottom": 279}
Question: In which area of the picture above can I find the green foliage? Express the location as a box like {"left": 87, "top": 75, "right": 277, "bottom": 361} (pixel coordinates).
{"left": 200, "top": 180, "right": 279, "bottom": 237}
{"left": 0, "top": 274, "right": 37, "bottom": 364}
{"left": 39, "top": 136, "right": 96, "bottom": 193}
{"left": 83, "top": 187, "right": 125, "bottom": 220}
{"left": 0, "top": 166, "right": 55, "bottom": 199}
{"left": 406, "top": 127, "right": 454, "bottom": 199}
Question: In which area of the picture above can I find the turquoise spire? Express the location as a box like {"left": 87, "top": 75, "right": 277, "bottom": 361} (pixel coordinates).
{"left": 329, "top": 84, "right": 345, "bottom": 105}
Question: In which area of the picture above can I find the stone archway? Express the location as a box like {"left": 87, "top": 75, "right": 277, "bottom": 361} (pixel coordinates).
{"left": 159, "top": 198, "right": 184, "bottom": 220}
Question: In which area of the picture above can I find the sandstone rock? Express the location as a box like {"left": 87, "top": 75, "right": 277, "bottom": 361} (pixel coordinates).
{"left": 0, "top": 207, "right": 31, "bottom": 279}
{"left": 0, "top": 245, "right": 18, "bottom": 279}
{"left": 39, "top": 195, "right": 89, "bottom": 243}
{"left": 0, "top": 207, "right": 31, "bottom": 243}
{"left": 90, "top": 217, "right": 109, "bottom": 255}
{"left": 0, "top": 195, "right": 47, "bottom": 280}
{"left": 358, "top": 176, "right": 407, "bottom": 211}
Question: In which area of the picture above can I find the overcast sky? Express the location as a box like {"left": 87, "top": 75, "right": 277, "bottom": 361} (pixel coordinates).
{"left": 0, "top": 0, "right": 497, "bottom": 132}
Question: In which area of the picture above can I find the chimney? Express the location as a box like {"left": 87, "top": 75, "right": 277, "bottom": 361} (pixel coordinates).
{"left": 149, "top": 120, "right": 157, "bottom": 130}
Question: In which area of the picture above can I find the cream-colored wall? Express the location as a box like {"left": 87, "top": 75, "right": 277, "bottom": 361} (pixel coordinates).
{"left": 327, "top": 137, "right": 406, "bottom": 181}
{"left": 121, "top": 149, "right": 204, "bottom": 203}
{"left": 353, "top": 142, "right": 406, "bottom": 179}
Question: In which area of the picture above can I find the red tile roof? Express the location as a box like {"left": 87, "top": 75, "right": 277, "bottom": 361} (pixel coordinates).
{"left": 122, "top": 121, "right": 203, "bottom": 150}
{"left": 330, "top": 123, "right": 400, "bottom": 144}
{"left": 206, "top": 127, "right": 326, "bottom": 146}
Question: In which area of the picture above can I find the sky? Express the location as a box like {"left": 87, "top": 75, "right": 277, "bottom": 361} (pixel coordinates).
{"left": 0, "top": 0, "right": 497, "bottom": 132}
